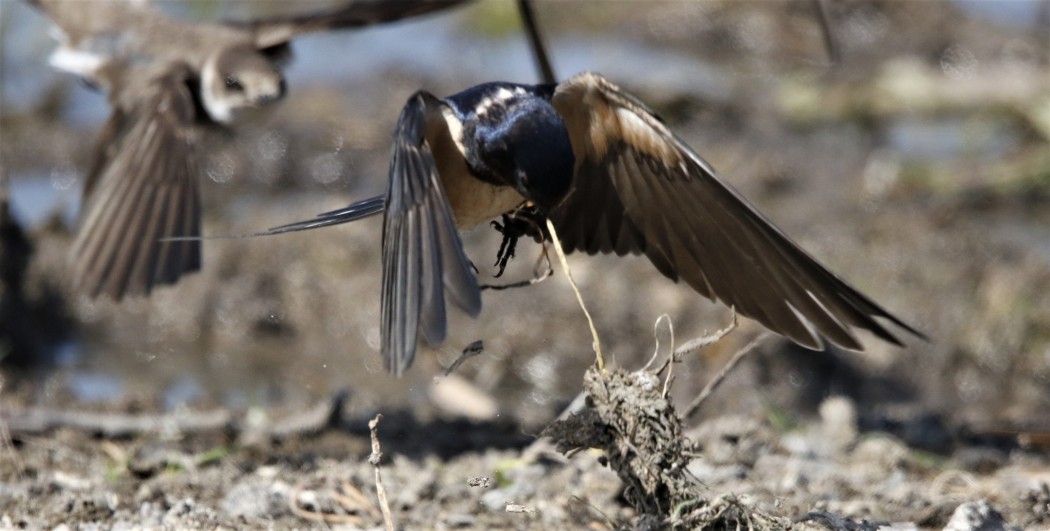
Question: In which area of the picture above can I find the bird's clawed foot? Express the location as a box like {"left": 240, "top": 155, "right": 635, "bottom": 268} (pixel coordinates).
{"left": 481, "top": 205, "right": 552, "bottom": 292}
{"left": 491, "top": 216, "right": 519, "bottom": 278}
{"left": 490, "top": 204, "right": 548, "bottom": 278}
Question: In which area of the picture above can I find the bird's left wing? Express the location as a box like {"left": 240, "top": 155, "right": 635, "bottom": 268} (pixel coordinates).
{"left": 549, "top": 72, "right": 923, "bottom": 351}
{"left": 382, "top": 92, "right": 482, "bottom": 375}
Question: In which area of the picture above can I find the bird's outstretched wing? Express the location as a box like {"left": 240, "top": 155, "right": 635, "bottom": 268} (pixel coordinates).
{"left": 382, "top": 92, "right": 482, "bottom": 374}
{"left": 70, "top": 62, "right": 202, "bottom": 300}
{"left": 549, "top": 72, "right": 923, "bottom": 350}
{"left": 239, "top": 0, "right": 471, "bottom": 50}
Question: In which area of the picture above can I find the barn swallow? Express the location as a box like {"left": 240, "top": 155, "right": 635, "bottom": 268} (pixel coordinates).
{"left": 28, "top": 0, "right": 554, "bottom": 300}
{"left": 264, "top": 72, "right": 925, "bottom": 375}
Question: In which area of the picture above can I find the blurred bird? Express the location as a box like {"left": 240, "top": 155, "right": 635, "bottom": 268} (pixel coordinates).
{"left": 27, "top": 0, "right": 555, "bottom": 300}
{"left": 262, "top": 72, "right": 926, "bottom": 375}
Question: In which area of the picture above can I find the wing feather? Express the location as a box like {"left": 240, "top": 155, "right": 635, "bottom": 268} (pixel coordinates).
{"left": 240, "top": 0, "right": 471, "bottom": 50}
{"left": 549, "top": 72, "right": 924, "bottom": 350}
{"left": 263, "top": 196, "right": 386, "bottom": 235}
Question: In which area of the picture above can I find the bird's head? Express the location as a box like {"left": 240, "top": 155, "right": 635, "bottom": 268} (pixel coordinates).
{"left": 474, "top": 97, "right": 575, "bottom": 211}
{"left": 510, "top": 111, "right": 575, "bottom": 210}
{"left": 200, "top": 45, "right": 286, "bottom": 124}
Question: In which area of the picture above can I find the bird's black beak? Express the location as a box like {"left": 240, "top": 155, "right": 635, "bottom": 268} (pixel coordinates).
{"left": 254, "top": 78, "right": 286, "bottom": 105}
{"left": 513, "top": 169, "right": 561, "bottom": 213}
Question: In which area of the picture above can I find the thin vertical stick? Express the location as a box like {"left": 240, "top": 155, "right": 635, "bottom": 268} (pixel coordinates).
{"left": 368, "top": 414, "right": 394, "bottom": 531}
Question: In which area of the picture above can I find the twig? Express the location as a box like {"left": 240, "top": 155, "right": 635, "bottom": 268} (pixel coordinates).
{"left": 654, "top": 309, "right": 738, "bottom": 379}
{"left": 672, "top": 309, "right": 738, "bottom": 359}
{"left": 444, "top": 340, "right": 485, "bottom": 376}
{"left": 929, "top": 469, "right": 981, "bottom": 499}
{"left": 568, "top": 495, "right": 617, "bottom": 530}
{"left": 335, "top": 481, "right": 382, "bottom": 520}
{"left": 288, "top": 483, "right": 367, "bottom": 525}
{"left": 369, "top": 414, "right": 395, "bottom": 531}
{"left": 545, "top": 218, "right": 603, "bottom": 370}
{"left": 684, "top": 333, "right": 769, "bottom": 419}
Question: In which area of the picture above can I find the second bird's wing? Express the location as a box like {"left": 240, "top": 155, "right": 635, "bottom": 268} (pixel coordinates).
{"left": 549, "top": 72, "right": 923, "bottom": 351}
{"left": 240, "top": 0, "right": 559, "bottom": 85}
{"left": 70, "top": 62, "right": 202, "bottom": 300}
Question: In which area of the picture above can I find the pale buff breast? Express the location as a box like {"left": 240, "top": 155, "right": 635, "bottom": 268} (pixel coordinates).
{"left": 426, "top": 107, "right": 525, "bottom": 229}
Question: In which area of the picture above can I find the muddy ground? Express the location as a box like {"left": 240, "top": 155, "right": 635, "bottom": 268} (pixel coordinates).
{"left": 2, "top": 0, "right": 1050, "bottom": 529}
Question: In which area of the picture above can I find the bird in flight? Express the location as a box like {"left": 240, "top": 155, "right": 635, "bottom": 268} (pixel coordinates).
{"left": 261, "top": 71, "right": 925, "bottom": 375}
{"left": 27, "top": 0, "right": 554, "bottom": 300}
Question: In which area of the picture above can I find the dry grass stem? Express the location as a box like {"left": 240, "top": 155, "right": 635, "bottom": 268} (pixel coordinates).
{"left": 684, "top": 333, "right": 769, "bottom": 419}
{"left": 643, "top": 313, "right": 674, "bottom": 372}
{"left": 545, "top": 218, "right": 604, "bottom": 370}
{"left": 288, "top": 484, "right": 367, "bottom": 525}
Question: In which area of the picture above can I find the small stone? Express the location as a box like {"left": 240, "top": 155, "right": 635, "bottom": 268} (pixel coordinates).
{"left": 943, "top": 500, "right": 1020, "bottom": 531}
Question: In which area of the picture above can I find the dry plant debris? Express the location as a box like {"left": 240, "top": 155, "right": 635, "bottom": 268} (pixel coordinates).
{"left": 543, "top": 365, "right": 790, "bottom": 530}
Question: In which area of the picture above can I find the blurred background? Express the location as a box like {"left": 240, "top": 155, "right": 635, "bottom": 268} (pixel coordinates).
{"left": 1, "top": 0, "right": 1048, "bottom": 447}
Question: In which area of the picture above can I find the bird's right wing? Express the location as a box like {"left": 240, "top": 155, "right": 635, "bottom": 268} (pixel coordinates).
{"left": 70, "top": 62, "right": 202, "bottom": 300}
{"left": 240, "top": 0, "right": 471, "bottom": 50}
{"left": 381, "top": 91, "right": 482, "bottom": 375}
{"left": 549, "top": 72, "right": 924, "bottom": 351}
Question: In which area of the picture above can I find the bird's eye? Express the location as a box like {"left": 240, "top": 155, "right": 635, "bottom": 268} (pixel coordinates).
{"left": 225, "top": 76, "right": 243, "bottom": 92}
